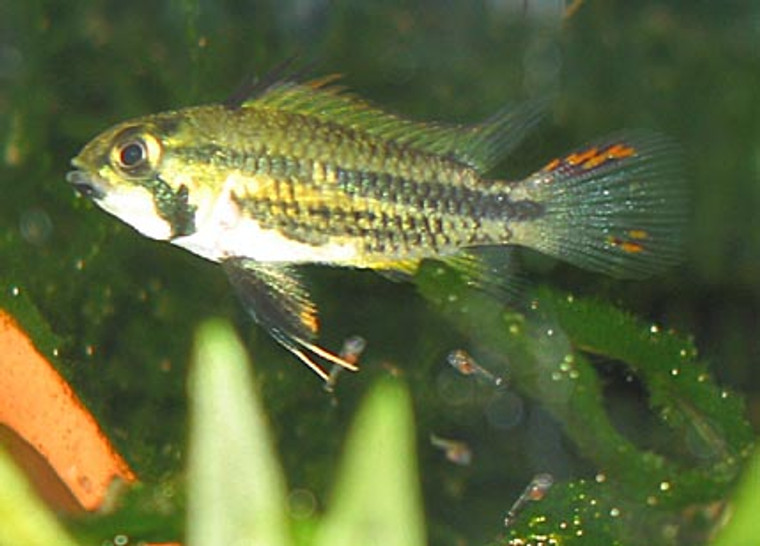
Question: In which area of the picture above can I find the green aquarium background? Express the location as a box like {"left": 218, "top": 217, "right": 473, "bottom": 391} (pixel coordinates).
{"left": 1, "top": 1, "right": 759, "bottom": 545}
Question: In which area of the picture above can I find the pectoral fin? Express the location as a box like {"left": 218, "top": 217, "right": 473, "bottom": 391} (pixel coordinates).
{"left": 222, "top": 257, "right": 358, "bottom": 380}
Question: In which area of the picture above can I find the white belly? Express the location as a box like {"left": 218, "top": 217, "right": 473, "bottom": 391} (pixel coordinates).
{"left": 171, "top": 184, "right": 359, "bottom": 264}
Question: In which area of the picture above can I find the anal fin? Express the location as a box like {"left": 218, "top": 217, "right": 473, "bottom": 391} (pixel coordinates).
{"left": 442, "top": 247, "right": 524, "bottom": 301}
{"left": 372, "top": 258, "right": 421, "bottom": 283}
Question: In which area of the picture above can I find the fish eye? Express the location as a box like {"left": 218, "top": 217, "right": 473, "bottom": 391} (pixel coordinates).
{"left": 119, "top": 141, "right": 146, "bottom": 167}
{"left": 110, "top": 128, "right": 163, "bottom": 177}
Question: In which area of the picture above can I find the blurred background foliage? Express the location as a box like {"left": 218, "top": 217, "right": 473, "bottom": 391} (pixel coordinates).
{"left": 1, "top": 0, "right": 759, "bottom": 544}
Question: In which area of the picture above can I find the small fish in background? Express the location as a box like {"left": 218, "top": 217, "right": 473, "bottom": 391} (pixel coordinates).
{"left": 66, "top": 64, "right": 685, "bottom": 381}
{"left": 324, "top": 335, "right": 367, "bottom": 392}
{"left": 447, "top": 348, "right": 505, "bottom": 387}
{"left": 503, "top": 473, "right": 555, "bottom": 528}
{"left": 429, "top": 433, "right": 473, "bottom": 466}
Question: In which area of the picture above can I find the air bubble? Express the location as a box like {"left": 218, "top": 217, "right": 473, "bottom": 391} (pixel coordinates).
{"left": 10, "top": 286, "right": 20, "bottom": 296}
{"left": 610, "top": 507, "right": 620, "bottom": 517}
{"left": 288, "top": 488, "right": 317, "bottom": 519}
{"left": 19, "top": 207, "right": 52, "bottom": 245}
{"left": 650, "top": 324, "right": 660, "bottom": 334}
{"left": 484, "top": 391, "right": 524, "bottom": 430}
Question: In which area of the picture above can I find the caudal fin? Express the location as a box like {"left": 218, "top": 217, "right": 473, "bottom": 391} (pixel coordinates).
{"left": 509, "top": 131, "right": 686, "bottom": 279}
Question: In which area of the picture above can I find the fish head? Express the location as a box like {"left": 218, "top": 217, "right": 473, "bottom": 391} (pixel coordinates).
{"left": 66, "top": 115, "right": 195, "bottom": 241}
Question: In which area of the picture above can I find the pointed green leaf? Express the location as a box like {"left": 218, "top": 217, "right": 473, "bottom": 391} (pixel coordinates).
{"left": 0, "top": 448, "right": 79, "bottom": 546}
{"left": 711, "top": 446, "right": 760, "bottom": 546}
{"left": 314, "top": 379, "right": 425, "bottom": 546}
{"left": 186, "top": 319, "right": 292, "bottom": 546}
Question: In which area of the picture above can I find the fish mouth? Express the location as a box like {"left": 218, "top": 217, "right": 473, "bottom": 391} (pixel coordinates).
{"left": 66, "top": 169, "right": 106, "bottom": 200}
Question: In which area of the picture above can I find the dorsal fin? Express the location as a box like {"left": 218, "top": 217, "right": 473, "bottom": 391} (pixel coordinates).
{"left": 235, "top": 68, "right": 548, "bottom": 172}
{"left": 452, "top": 97, "right": 549, "bottom": 171}
{"left": 223, "top": 57, "right": 306, "bottom": 110}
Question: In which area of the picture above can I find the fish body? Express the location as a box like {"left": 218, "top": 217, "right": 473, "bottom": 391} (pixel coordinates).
{"left": 66, "top": 73, "right": 684, "bottom": 380}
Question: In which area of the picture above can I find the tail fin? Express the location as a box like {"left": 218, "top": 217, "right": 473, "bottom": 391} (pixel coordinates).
{"left": 509, "top": 132, "right": 686, "bottom": 279}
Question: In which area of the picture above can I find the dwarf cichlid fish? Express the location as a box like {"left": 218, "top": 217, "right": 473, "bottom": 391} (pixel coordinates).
{"left": 66, "top": 69, "right": 684, "bottom": 381}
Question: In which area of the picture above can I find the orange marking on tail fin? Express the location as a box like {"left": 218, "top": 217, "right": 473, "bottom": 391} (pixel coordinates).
{"left": 607, "top": 143, "right": 637, "bottom": 159}
{"left": 581, "top": 153, "right": 609, "bottom": 169}
{"left": 542, "top": 158, "right": 561, "bottom": 172}
{"left": 627, "top": 229, "right": 649, "bottom": 240}
{"left": 620, "top": 241, "right": 645, "bottom": 253}
{"left": 566, "top": 147, "right": 599, "bottom": 165}
{"left": 543, "top": 143, "right": 638, "bottom": 174}
{"left": 581, "top": 143, "right": 638, "bottom": 170}
{"left": 608, "top": 236, "right": 645, "bottom": 254}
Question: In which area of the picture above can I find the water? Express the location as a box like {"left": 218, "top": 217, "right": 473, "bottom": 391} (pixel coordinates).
{"left": 1, "top": 1, "right": 758, "bottom": 544}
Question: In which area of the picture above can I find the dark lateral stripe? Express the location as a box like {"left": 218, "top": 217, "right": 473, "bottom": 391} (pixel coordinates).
{"left": 331, "top": 165, "right": 545, "bottom": 222}
{"left": 178, "top": 145, "right": 544, "bottom": 223}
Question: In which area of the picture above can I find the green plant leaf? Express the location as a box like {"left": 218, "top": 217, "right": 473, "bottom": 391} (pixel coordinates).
{"left": 187, "top": 319, "right": 292, "bottom": 546}
{"left": 314, "top": 379, "right": 426, "bottom": 546}
{"left": 0, "top": 447, "right": 79, "bottom": 546}
{"left": 415, "top": 261, "right": 754, "bottom": 542}
{"left": 710, "top": 446, "right": 760, "bottom": 546}
{"left": 187, "top": 320, "right": 426, "bottom": 546}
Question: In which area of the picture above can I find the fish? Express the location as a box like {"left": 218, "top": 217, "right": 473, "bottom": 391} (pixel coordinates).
{"left": 447, "top": 349, "right": 504, "bottom": 387}
{"left": 65, "top": 69, "right": 685, "bottom": 381}
{"left": 503, "top": 473, "right": 555, "bottom": 528}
